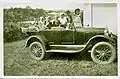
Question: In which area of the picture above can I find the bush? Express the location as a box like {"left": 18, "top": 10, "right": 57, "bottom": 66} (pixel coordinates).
{"left": 4, "top": 7, "right": 47, "bottom": 42}
{"left": 4, "top": 22, "right": 28, "bottom": 42}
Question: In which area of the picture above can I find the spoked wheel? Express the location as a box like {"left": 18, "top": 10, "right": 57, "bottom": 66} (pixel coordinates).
{"left": 29, "top": 42, "right": 45, "bottom": 60}
{"left": 91, "top": 42, "right": 116, "bottom": 64}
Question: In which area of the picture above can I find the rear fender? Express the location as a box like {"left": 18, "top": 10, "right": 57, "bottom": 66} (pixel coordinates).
{"left": 25, "top": 35, "right": 50, "bottom": 50}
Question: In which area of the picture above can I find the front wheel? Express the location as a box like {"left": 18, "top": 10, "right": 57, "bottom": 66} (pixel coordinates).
{"left": 29, "top": 42, "right": 45, "bottom": 60}
{"left": 91, "top": 42, "right": 116, "bottom": 64}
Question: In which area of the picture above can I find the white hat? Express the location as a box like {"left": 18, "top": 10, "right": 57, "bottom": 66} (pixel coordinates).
{"left": 60, "top": 12, "right": 64, "bottom": 16}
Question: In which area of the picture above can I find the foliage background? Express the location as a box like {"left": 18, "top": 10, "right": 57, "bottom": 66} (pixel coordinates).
{"left": 4, "top": 6, "right": 47, "bottom": 42}
{"left": 4, "top": 6, "right": 83, "bottom": 42}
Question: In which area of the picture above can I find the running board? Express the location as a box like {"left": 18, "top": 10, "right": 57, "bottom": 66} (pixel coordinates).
{"left": 46, "top": 50, "right": 80, "bottom": 53}
{"left": 50, "top": 45, "right": 86, "bottom": 47}
{"left": 50, "top": 45, "right": 86, "bottom": 50}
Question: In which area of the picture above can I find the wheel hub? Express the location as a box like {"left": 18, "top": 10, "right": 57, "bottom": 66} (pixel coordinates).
{"left": 32, "top": 45, "right": 42, "bottom": 57}
{"left": 95, "top": 45, "right": 112, "bottom": 61}
{"left": 101, "top": 52, "right": 105, "bottom": 56}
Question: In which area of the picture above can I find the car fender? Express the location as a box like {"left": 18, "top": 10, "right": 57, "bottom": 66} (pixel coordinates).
{"left": 25, "top": 34, "right": 50, "bottom": 50}
{"left": 82, "top": 35, "right": 116, "bottom": 52}
{"left": 88, "top": 35, "right": 115, "bottom": 44}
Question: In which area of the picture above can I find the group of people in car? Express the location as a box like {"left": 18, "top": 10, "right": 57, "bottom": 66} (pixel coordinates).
{"left": 33, "top": 8, "right": 83, "bottom": 30}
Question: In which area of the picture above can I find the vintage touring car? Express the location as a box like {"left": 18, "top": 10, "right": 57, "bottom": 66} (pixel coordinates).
{"left": 22, "top": 26, "right": 117, "bottom": 64}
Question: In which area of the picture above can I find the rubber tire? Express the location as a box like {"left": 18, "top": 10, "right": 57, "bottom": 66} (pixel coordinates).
{"left": 91, "top": 42, "right": 116, "bottom": 64}
{"left": 29, "top": 42, "right": 45, "bottom": 60}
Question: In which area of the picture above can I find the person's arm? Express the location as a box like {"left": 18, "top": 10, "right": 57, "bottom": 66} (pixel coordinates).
{"left": 70, "top": 16, "right": 73, "bottom": 23}
{"left": 52, "top": 21, "right": 54, "bottom": 26}
{"left": 80, "top": 12, "right": 83, "bottom": 26}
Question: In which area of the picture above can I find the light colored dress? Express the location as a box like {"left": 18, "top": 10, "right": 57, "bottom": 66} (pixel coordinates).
{"left": 73, "top": 14, "right": 82, "bottom": 27}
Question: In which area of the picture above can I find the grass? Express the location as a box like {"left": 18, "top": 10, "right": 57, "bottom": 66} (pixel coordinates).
{"left": 4, "top": 39, "right": 118, "bottom": 76}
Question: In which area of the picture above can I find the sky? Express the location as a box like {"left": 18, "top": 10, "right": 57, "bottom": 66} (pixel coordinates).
{"left": 1, "top": 0, "right": 116, "bottom": 10}
{"left": 1, "top": 0, "right": 86, "bottom": 10}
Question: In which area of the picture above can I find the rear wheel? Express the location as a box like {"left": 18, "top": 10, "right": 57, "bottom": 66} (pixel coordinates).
{"left": 91, "top": 42, "right": 116, "bottom": 64}
{"left": 29, "top": 42, "right": 45, "bottom": 60}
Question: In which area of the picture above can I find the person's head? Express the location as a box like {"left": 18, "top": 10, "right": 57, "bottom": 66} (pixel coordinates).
{"left": 55, "top": 15, "right": 59, "bottom": 20}
{"left": 47, "top": 16, "right": 50, "bottom": 20}
{"left": 60, "top": 13, "right": 65, "bottom": 18}
{"left": 66, "top": 10, "right": 71, "bottom": 15}
{"left": 40, "top": 17, "right": 44, "bottom": 22}
{"left": 75, "top": 8, "right": 80, "bottom": 15}
{"left": 36, "top": 18, "right": 40, "bottom": 22}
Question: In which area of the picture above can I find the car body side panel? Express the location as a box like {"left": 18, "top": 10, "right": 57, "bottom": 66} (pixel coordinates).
{"left": 61, "top": 30, "right": 75, "bottom": 44}
{"left": 25, "top": 33, "right": 50, "bottom": 50}
{"left": 73, "top": 34, "right": 117, "bottom": 53}
{"left": 41, "top": 29, "right": 61, "bottom": 45}
{"left": 25, "top": 27, "right": 117, "bottom": 53}
{"left": 75, "top": 28, "right": 105, "bottom": 45}
{"left": 75, "top": 31, "right": 85, "bottom": 45}
{"left": 26, "top": 27, "right": 105, "bottom": 46}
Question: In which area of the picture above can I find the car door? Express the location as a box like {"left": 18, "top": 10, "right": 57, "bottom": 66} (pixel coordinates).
{"left": 74, "top": 28, "right": 85, "bottom": 45}
{"left": 61, "top": 29, "right": 75, "bottom": 45}
{"left": 41, "top": 29, "right": 61, "bottom": 45}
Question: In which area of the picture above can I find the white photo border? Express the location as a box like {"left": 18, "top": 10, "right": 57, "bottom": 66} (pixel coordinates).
{"left": 0, "top": 0, "right": 119, "bottom": 79}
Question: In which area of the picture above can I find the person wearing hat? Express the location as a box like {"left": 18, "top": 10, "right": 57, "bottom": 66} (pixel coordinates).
{"left": 65, "top": 10, "right": 73, "bottom": 29}
{"left": 45, "top": 16, "right": 53, "bottom": 29}
{"left": 37, "top": 17, "right": 45, "bottom": 29}
{"left": 66, "top": 10, "right": 73, "bottom": 24}
{"left": 73, "top": 8, "right": 83, "bottom": 28}
{"left": 58, "top": 13, "right": 67, "bottom": 28}
{"left": 53, "top": 15, "right": 61, "bottom": 27}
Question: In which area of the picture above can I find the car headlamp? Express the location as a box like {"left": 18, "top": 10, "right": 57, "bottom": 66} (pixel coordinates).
{"left": 104, "top": 26, "right": 109, "bottom": 36}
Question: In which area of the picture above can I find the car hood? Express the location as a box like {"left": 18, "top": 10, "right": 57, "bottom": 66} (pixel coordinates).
{"left": 76, "top": 27, "right": 105, "bottom": 33}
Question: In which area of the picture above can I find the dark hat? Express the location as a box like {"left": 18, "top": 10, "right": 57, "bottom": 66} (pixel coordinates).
{"left": 66, "top": 10, "right": 71, "bottom": 14}
{"left": 75, "top": 8, "right": 80, "bottom": 12}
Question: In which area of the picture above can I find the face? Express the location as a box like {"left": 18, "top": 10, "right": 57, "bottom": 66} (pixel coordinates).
{"left": 66, "top": 11, "right": 70, "bottom": 15}
{"left": 55, "top": 16, "right": 59, "bottom": 20}
{"left": 75, "top": 10, "right": 80, "bottom": 15}
{"left": 67, "top": 13, "right": 70, "bottom": 16}
{"left": 61, "top": 14, "right": 64, "bottom": 18}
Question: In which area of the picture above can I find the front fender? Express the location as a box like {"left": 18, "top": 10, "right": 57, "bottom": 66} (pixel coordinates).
{"left": 88, "top": 35, "right": 116, "bottom": 44}
{"left": 82, "top": 35, "right": 116, "bottom": 52}
{"left": 25, "top": 34, "right": 50, "bottom": 50}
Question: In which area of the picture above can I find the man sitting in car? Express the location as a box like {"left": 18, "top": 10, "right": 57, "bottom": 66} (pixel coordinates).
{"left": 53, "top": 15, "right": 61, "bottom": 27}
{"left": 65, "top": 10, "right": 73, "bottom": 29}
{"left": 27, "top": 18, "right": 39, "bottom": 32}
{"left": 37, "top": 16, "right": 47, "bottom": 30}
{"left": 45, "top": 16, "right": 53, "bottom": 29}
{"left": 58, "top": 13, "right": 67, "bottom": 28}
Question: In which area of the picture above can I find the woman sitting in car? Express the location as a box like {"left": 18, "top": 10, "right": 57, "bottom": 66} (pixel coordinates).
{"left": 73, "top": 8, "right": 83, "bottom": 28}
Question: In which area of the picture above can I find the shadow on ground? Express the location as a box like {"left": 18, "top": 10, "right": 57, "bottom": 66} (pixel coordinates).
{"left": 45, "top": 52, "right": 92, "bottom": 61}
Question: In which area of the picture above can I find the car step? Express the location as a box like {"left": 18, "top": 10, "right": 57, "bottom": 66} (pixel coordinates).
{"left": 50, "top": 45, "right": 86, "bottom": 47}
{"left": 46, "top": 50, "right": 80, "bottom": 53}
{"left": 50, "top": 45, "right": 86, "bottom": 50}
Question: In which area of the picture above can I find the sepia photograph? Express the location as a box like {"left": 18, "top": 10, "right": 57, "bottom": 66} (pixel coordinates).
{"left": 3, "top": 0, "right": 118, "bottom": 77}
{"left": 1, "top": 77, "right": 119, "bottom": 79}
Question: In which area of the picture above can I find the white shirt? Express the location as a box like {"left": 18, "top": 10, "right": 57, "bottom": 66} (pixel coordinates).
{"left": 58, "top": 17, "right": 67, "bottom": 25}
